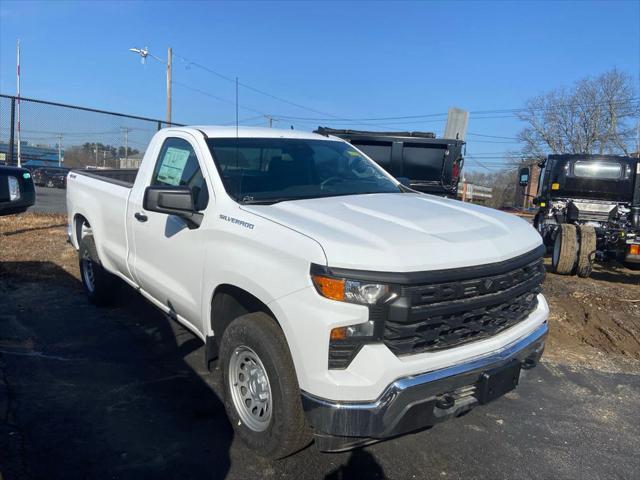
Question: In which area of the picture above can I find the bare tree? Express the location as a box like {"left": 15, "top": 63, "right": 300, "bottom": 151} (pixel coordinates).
{"left": 517, "top": 69, "right": 639, "bottom": 160}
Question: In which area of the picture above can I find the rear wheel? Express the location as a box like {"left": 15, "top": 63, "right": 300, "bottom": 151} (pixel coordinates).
{"left": 552, "top": 224, "right": 578, "bottom": 275}
{"left": 576, "top": 225, "right": 597, "bottom": 278}
{"left": 79, "top": 235, "right": 118, "bottom": 306}
{"left": 220, "top": 312, "right": 311, "bottom": 459}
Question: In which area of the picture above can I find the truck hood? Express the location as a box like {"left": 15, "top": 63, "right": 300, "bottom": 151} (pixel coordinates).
{"left": 241, "top": 193, "right": 542, "bottom": 272}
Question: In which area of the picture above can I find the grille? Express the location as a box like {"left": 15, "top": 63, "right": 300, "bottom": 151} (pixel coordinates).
{"left": 383, "top": 258, "right": 544, "bottom": 356}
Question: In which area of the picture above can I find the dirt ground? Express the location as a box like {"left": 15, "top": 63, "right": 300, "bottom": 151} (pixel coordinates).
{"left": 1, "top": 212, "right": 639, "bottom": 371}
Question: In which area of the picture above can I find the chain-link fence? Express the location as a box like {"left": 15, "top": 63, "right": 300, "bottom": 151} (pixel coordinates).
{"left": 0, "top": 94, "right": 181, "bottom": 170}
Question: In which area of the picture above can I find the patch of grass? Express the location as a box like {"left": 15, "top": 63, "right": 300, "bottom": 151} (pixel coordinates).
{"left": 0, "top": 212, "right": 79, "bottom": 282}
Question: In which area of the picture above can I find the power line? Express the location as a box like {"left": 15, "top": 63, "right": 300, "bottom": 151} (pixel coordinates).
{"left": 171, "top": 80, "right": 268, "bottom": 116}
{"left": 174, "top": 52, "right": 343, "bottom": 119}
{"left": 468, "top": 132, "right": 518, "bottom": 140}
{"left": 171, "top": 51, "right": 640, "bottom": 126}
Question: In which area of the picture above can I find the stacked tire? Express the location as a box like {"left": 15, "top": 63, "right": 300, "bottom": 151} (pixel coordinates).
{"left": 551, "top": 224, "right": 596, "bottom": 278}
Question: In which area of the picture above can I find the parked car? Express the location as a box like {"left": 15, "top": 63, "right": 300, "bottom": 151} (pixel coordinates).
{"left": 315, "top": 128, "right": 464, "bottom": 197}
{"left": 524, "top": 154, "right": 640, "bottom": 276}
{"left": 67, "top": 126, "right": 548, "bottom": 458}
{"left": 33, "top": 167, "right": 69, "bottom": 188}
{"left": 0, "top": 165, "right": 36, "bottom": 215}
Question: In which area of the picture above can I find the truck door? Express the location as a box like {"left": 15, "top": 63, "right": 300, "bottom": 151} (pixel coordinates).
{"left": 128, "top": 134, "right": 211, "bottom": 333}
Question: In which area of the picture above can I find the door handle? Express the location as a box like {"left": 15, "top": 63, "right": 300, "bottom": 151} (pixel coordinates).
{"left": 134, "top": 212, "right": 148, "bottom": 222}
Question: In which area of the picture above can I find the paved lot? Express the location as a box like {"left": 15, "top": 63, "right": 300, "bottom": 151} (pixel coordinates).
{"left": 1, "top": 264, "right": 638, "bottom": 480}
{"left": 32, "top": 186, "right": 66, "bottom": 214}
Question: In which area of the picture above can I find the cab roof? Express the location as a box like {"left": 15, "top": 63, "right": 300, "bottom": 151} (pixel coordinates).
{"left": 171, "top": 125, "right": 342, "bottom": 141}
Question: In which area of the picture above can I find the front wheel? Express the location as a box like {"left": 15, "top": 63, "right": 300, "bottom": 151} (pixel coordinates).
{"left": 576, "top": 225, "right": 597, "bottom": 278}
{"left": 220, "top": 312, "right": 311, "bottom": 459}
{"left": 552, "top": 224, "right": 578, "bottom": 275}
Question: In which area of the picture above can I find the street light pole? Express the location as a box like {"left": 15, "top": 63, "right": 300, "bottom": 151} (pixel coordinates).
{"left": 16, "top": 39, "right": 21, "bottom": 167}
{"left": 129, "top": 46, "right": 172, "bottom": 126}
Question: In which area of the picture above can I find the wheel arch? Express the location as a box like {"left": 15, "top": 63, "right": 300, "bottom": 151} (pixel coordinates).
{"left": 206, "top": 284, "right": 281, "bottom": 368}
{"left": 73, "top": 213, "right": 91, "bottom": 248}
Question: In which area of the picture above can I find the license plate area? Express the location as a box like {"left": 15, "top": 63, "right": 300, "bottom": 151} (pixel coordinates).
{"left": 476, "top": 360, "right": 521, "bottom": 405}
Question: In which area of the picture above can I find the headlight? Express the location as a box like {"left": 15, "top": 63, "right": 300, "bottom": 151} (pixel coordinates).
{"left": 311, "top": 275, "right": 391, "bottom": 305}
{"left": 311, "top": 268, "right": 395, "bottom": 369}
{"left": 8, "top": 176, "right": 21, "bottom": 201}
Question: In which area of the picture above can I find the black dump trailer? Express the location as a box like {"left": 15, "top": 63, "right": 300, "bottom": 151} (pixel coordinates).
{"left": 0, "top": 165, "right": 36, "bottom": 216}
{"left": 315, "top": 128, "right": 464, "bottom": 197}
{"left": 528, "top": 154, "right": 640, "bottom": 276}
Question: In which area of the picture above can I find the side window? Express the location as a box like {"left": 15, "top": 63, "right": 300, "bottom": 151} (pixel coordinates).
{"left": 152, "top": 137, "right": 209, "bottom": 211}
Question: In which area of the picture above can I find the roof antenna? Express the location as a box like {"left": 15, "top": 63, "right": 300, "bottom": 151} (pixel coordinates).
{"left": 235, "top": 76, "right": 239, "bottom": 138}
{"left": 235, "top": 76, "right": 240, "bottom": 172}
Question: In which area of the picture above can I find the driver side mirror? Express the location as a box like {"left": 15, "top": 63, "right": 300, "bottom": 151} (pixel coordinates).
{"left": 143, "top": 185, "right": 203, "bottom": 229}
{"left": 518, "top": 167, "right": 530, "bottom": 187}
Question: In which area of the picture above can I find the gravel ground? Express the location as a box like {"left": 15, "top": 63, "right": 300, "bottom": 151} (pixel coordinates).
{"left": 1, "top": 213, "right": 639, "bottom": 479}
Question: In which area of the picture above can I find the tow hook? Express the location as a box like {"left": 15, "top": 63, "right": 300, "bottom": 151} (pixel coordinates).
{"left": 435, "top": 394, "right": 455, "bottom": 410}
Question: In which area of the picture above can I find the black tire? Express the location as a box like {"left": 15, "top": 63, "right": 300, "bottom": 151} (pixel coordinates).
{"left": 220, "top": 312, "right": 311, "bottom": 459}
{"left": 552, "top": 224, "right": 578, "bottom": 275}
{"left": 576, "top": 225, "right": 597, "bottom": 278}
{"left": 79, "top": 235, "right": 118, "bottom": 306}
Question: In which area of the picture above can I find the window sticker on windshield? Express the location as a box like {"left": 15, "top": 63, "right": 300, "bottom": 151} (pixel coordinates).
{"left": 157, "top": 147, "right": 190, "bottom": 185}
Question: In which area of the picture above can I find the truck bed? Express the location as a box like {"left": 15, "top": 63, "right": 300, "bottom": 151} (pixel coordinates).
{"left": 72, "top": 169, "right": 138, "bottom": 188}
{"left": 67, "top": 168, "right": 136, "bottom": 278}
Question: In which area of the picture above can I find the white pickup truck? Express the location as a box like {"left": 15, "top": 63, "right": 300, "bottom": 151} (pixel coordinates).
{"left": 67, "top": 126, "right": 549, "bottom": 458}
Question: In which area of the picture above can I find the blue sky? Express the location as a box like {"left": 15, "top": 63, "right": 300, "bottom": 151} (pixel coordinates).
{"left": 0, "top": 0, "right": 638, "bottom": 170}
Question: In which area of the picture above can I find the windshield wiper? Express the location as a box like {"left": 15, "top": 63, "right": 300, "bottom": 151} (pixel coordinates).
{"left": 241, "top": 196, "right": 313, "bottom": 205}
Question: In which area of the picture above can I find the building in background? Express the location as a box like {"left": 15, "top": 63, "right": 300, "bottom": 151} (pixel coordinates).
{"left": 0, "top": 141, "right": 63, "bottom": 167}
{"left": 119, "top": 155, "right": 143, "bottom": 169}
{"left": 457, "top": 181, "right": 493, "bottom": 204}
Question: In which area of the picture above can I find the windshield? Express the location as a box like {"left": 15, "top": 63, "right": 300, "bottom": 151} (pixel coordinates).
{"left": 573, "top": 161, "right": 622, "bottom": 180}
{"left": 207, "top": 138, "right": 401, "bottom": 204}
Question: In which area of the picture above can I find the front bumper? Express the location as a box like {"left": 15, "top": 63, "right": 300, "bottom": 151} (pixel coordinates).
{"left": 302, "top": 322, "right": 547, "bottom": 451}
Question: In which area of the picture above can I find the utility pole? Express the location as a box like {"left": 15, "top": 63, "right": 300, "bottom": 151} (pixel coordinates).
{"left": 94, "top": 145, "right": 99, "bottom": 167}
{"left": 167, "top": 47, "right": 172, "bottom": 126}
{"left": 265, "top": 115, "right": 274, "bottom": 128}
{"left": 57, "top": 133, "right": 63, "bottom": 167}
{"left": 16, "top": 39, "right": 21, "bottom": 167}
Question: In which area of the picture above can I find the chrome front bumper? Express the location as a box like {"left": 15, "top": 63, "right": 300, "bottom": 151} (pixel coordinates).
{"left": 302, "top": 322, "right": 548, "bottom": 451}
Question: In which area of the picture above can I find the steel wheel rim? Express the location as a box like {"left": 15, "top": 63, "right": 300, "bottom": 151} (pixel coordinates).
{"left": 228, "top": 345, "right": 272, "bottom": 432}
{"left": 81, "top": 253, "right": 95, "bottom": 292}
